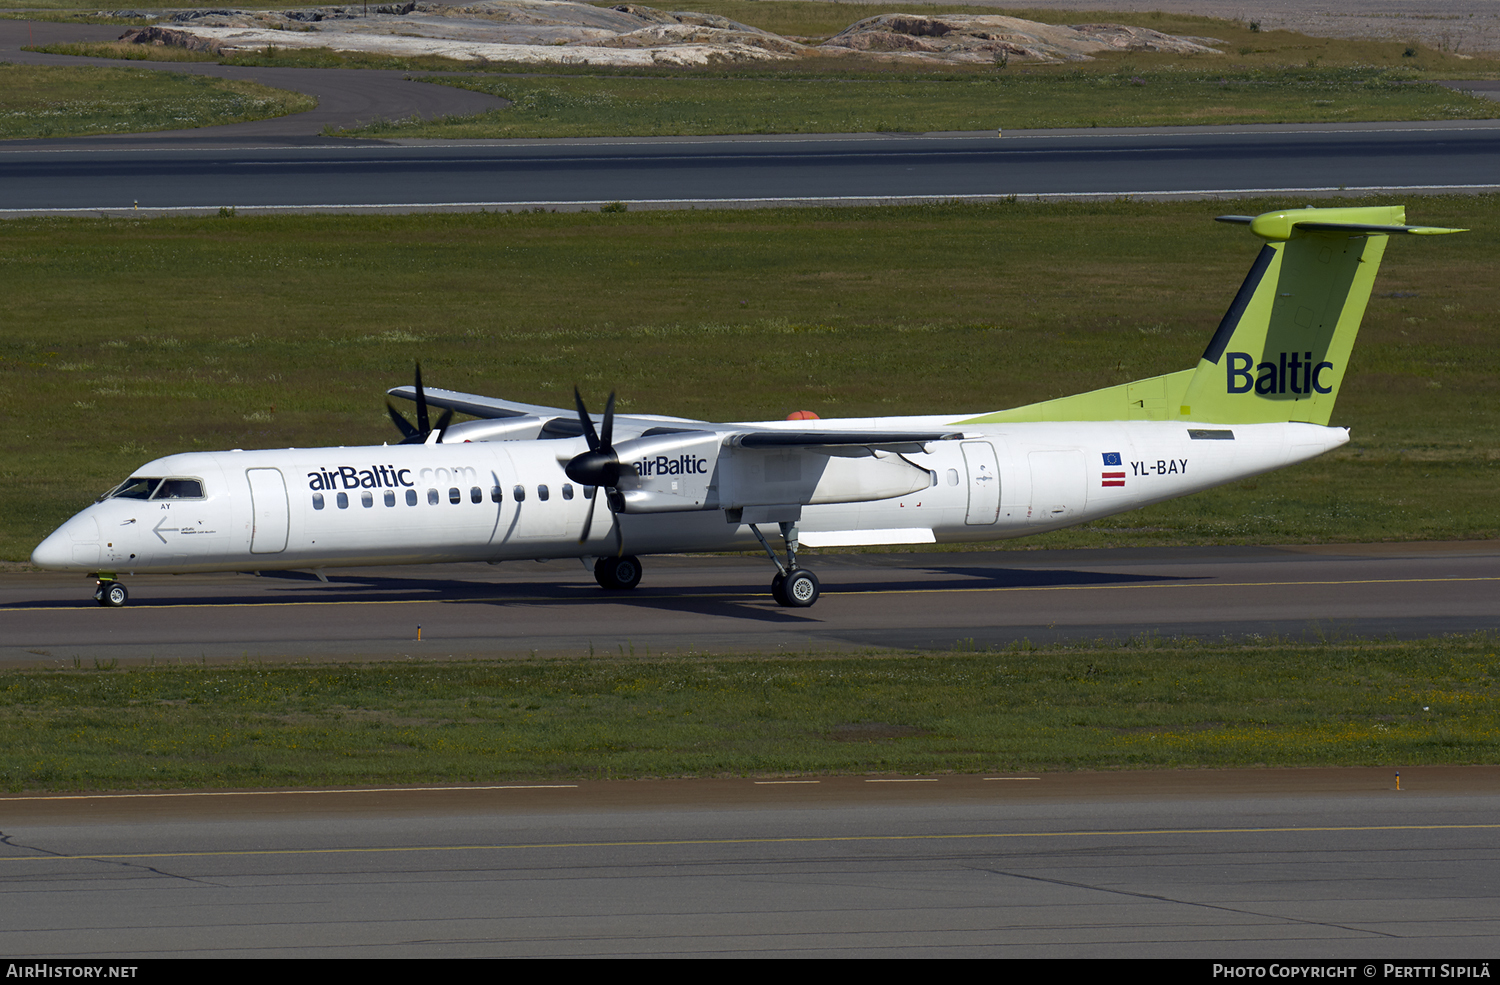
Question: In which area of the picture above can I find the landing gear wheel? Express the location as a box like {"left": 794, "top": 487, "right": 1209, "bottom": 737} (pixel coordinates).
{"left": 96, "top": 581, "right": 128, "bottom": 607}
{"left": 775, "top": 569, "right": 820, "bottom": 608}
{"left": 594, "top": 554, "right": 642, "bottom": 591}
{"left": 770, "top": 572, "right": 788, "bottom": 606}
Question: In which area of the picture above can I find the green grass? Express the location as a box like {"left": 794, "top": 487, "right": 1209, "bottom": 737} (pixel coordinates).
{"left": 3, "top": 637, "right": 1497, "bottom": 791}
{"left": 25, "top": 41, "right": 223, "bottom": 63}
{"left": 0, "top": 64, "right": 315, "bottom": 139}
{"left": 351, "top": 68, "right": 1495, "bottom": 139}
{"left": 1, "top": 197, "right": 1496, "bottom": 562}
{"left": 19, "top": 8, "right": 1499, "bottom": 138}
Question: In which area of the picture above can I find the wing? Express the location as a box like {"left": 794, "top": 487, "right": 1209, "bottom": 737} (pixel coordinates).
{"left": 594, "top": 426, "right": 965, "bottom": 515}
{"left": 726, "top": 429, "right": 963, "bottom": 453}
{"left": 386, "top": 386, "right": 572, "bottom": 421}
{"left": 387, "top": 386, "right": 713, "bottom": 442}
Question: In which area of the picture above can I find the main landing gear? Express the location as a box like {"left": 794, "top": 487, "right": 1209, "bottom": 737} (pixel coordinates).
{"left": 93, "top": 578, "right": 128, "bottom": 607}
{"left": 594, "top": 555, "right": 643, "bottom": 591}
{"left": 752, "top": 521, "right": 820, "bottom": 608}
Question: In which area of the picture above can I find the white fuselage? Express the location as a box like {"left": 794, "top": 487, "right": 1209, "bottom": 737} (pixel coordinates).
{"left": 32, "top": 417, "right": 1348, "bottom": 575}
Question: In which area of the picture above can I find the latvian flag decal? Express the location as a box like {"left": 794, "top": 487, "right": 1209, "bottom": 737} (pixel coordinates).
{"left": 1101, "top": 451, "right": 1126, "bottom": 487}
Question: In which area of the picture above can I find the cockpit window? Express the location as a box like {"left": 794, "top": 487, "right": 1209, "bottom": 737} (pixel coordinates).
{"left": 101, "top": 477, "right": 161, "bottom": 501}
{"left": 154, "top": 479, "right": 204, "bottom": 500}
{"left": 99, "top": 476, "right": 205, "bottom": 502}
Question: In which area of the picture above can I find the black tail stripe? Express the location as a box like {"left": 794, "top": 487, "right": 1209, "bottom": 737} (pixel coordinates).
{"left": 1201, "top": 244, "right": 1276, "bottom": 365}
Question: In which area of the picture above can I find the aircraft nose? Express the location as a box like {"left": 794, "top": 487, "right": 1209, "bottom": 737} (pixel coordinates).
{"left": 31, "top": 514, "right": 100, "bottom": 570}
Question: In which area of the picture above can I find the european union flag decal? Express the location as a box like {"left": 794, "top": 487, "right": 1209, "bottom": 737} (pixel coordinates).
{"left": 1102, "top": 452, "right": 1122, "bottom": 466}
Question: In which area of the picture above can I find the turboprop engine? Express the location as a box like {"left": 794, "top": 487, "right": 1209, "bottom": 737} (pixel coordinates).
{"left": 603, "top": 430, "right": 936, "bottom": 515}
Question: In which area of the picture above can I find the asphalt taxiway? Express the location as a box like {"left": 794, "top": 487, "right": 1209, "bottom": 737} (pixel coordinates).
{"left": 3, "top": 541, "right": 1496, "bottom": 664}
{"left": 3, "top": 767, "right": 1499, "bottom": 957}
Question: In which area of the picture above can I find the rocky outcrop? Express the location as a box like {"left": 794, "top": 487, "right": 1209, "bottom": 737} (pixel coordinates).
{"left": 112, "top": 4, "right": 1220, "bottom": 67}
{"left": 119, "top": 24, "right": 228, "bottom": 52}
{"left": 823, "top": 14, "right": 1222, "bottom": 64}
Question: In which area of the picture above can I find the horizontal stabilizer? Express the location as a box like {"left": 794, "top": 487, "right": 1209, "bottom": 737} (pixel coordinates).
{"left": 1215, "top": 209, "right": 1466, "bottom": 241}
{"left": 1293, "top": 221, "right": 1467, "bottom": 235}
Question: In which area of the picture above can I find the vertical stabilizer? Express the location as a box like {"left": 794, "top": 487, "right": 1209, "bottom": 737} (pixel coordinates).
{"left": 1179, "top": 205, "right": 1462, "bottom": 425}
{"left": 956, "top": 205, "right": 1463, "bottom": 427}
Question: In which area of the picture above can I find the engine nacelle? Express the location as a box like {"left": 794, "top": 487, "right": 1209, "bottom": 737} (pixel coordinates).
{"left": 442, "top": 416, "right": 546, "bottom": 442}
{"left": 608, "top": 431, "right": 936, "bottom": 515}
{"left": 719, "top": 446, "right": 933, "bottom": 509}
{"left": 612, "top": 430, "right": 724, "bottom": 513}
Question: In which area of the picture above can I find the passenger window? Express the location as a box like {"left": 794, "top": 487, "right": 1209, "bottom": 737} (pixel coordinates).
{"left": 336, "top": 492, "right": 349, "bottom": 509}
{"left": 583, "top": 485, "right": 595, "bottom": 500}
{"left": 449, "top": 487, "right": 461, "bottom": 505}
{"left": 384, "top": 490, "right": 395, "bottom": 507}
{"left": 947, "top": 469, "right": 960, "bottom": 487}
{"left": 312, "top": 493, "right": 325, "bottom": 510}
{"left": 361, "top": 491, "right": 373, "bottom": 508}
{"left": 513, "top": 485, "right": 526, "bottom": 502}
{"left": 471, "top": 486, "right": 482, "bottom": 504}
{"left": 562, "top": 484, "right": 574, "bottom": 501}
{"left": 491, "top": 485, "right": 502, "bottom": 503}
{"left": 406, "top": 488, "right": 418, "bottom": 506}
{"left": 427, "top": 488, "right": 439, "bottom": 505}
{"left": 538, "top": 485, "right": 550, "bottom": 502}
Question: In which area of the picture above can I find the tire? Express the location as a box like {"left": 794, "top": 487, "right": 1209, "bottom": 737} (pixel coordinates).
{"left": 594, "top": 555, "right": 642, "bottom": 591}
{"left": 770, "top": 572, "right": 788, "bottom": 606}
{"left": 99, "top": 582, "right": 128, "bottom": 607}
{"left": 781, "top": 569, "right": 819, "bottom": 608}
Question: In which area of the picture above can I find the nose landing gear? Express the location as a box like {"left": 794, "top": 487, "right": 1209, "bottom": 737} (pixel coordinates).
{"left": 94, "top": 578, "right": 128, "bottom": 607}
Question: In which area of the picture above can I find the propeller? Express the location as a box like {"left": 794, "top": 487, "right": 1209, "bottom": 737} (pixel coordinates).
{"left": 565, "top": 387, "right": 624, "bottom": 554}
{"left": 386, "top": 362, "right": 453, "bottom": 444}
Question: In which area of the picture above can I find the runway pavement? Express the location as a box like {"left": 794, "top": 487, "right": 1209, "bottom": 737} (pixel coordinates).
{"left": 4, "top": 121, "right": 1499, "bottom": 216}
{"left": 3, "top": 541, "right": 1496, "bottom": 664}
{"left": 3, "top": 767, "right": 1499, "bottom": 957}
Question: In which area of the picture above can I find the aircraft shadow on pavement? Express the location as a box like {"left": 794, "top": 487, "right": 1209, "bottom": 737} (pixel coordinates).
{"left": 6, "top": 566, "right": 1198, "bottom": 619}
{"left": 882, "top": 565, "right": 1195, "bottom": 592}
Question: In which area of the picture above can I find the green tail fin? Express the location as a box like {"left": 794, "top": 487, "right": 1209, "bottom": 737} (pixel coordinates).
{"left": 960, "top": 205, "right": 1465, "bottom": 427}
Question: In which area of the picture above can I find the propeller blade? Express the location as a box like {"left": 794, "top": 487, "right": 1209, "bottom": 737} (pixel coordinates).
{"left": 600, "top": 391, "right": 615, "bottom": 451}
{"left": 578, "top": 487, "right": 597, "bottom": 544}
{"left": 573, "top": 387, "right": 601, "bottom": 452}
{"left": 414, "top": 363, "right": 430, "bottom": 436}
{"left": 386, "top": 400, "right": 418, "bottom": 439}
{"left": 433, "top": 408, "right": 454, "bottom": 437}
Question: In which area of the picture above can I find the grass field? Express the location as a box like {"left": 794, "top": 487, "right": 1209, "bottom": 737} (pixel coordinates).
{"left": 3, "top": 636, "right": 1495, "bottom": 791}
{"left": 19, "top": 6, "right": 1500, "bottom": 137}
{"left": 2, "top": 197, "right": 1495, "bottom": 563}
{"left": 0, "top": 63, "right": 314, "bottom": 139}
{"left": 354, "top": 68, "right": 1494, "bottom": 138}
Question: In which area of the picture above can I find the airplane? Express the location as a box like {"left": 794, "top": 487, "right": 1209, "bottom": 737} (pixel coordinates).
{"left": 31, "top": 204, "right": 1464, "bottom": 609}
